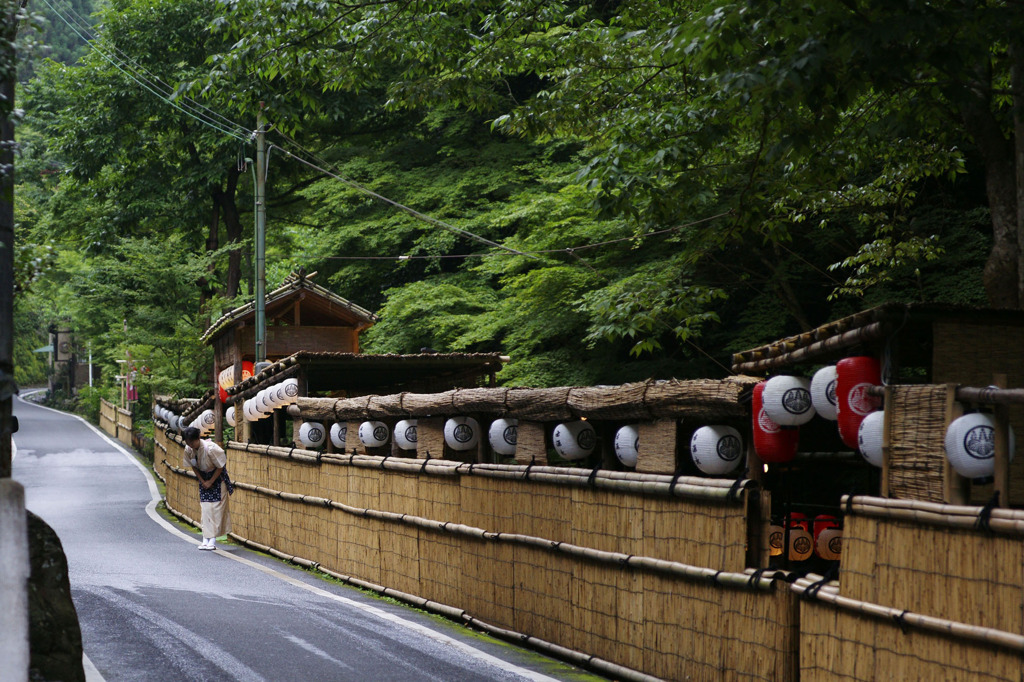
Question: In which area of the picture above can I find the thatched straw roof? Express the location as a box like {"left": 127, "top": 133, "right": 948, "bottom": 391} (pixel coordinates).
{"left": 731, "top": 302, "right": 1024, "bottom": 375}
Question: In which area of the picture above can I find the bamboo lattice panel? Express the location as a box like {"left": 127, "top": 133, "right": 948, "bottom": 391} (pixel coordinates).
{"left": 840, "top": 514, "right": 1024, "bottom": 634}
{"left": 800, "top": 600, "right": 1024, "bottom": 681}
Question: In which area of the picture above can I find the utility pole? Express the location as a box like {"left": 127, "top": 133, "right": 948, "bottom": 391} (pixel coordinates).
{"left": 1, "top": 5, "right": 29, "bottom": 682}
{"left": 0, "top": 0, "right": 20, "bottom": 480}
{"left": 254, "top": 105, "right": 267, "bottom": 364}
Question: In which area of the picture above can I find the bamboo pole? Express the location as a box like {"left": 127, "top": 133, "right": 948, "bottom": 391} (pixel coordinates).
{"left": 792, "top": 576, "right": 1024, "bottom": 653}
{"left": 943, "top": 384, "right": 969, "bottom": 505}
{"left": 992, "top": 373, "right": 1010, "bottom": 508}
{"left": 881, "top": 386, "right": 892, "bottom": 498}
{"left": 841, "top": 495, "right": 1024, "bottom": 535}
{"left": 843, "top": 493, "right": 1024, "bottom": 520}
{"left": 732, "top": 321, "right": 890, "bottom": 374}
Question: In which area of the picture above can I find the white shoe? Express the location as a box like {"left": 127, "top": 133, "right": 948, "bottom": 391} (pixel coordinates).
{"left": 207, "top": 540, "right": 217, "bottom": 550}
{"left": 198, "top": 538, "right": 213, "bottom": 550}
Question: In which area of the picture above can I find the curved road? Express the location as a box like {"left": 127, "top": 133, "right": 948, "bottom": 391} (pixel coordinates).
{"left": 12, "top": 395, "right": 596, "bottom": 682}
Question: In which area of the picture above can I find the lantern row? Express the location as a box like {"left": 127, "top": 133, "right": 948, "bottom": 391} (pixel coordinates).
{"left": 755, "top": 356, "right": 1015, "bottom": 479}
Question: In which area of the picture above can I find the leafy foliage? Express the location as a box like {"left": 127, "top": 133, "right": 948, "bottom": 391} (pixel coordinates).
{"left": 11, "top": 0, "right": 1009, "bottom": 399}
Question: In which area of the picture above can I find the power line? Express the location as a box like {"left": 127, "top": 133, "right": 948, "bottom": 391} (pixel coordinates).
{"left": 57, "top": 0, "right": 250, "bottom": 137}
{"left": 270, "top": 128, "right": 732, "bottom": 262}
{"left": 268, "top": 138, "right": 540, "bottom": 260}
{"left": 39, "top": 0, "right": 251, "bottom": 143}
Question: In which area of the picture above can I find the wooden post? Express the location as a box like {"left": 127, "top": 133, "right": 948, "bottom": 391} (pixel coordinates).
{"left": 880, "top": 386, "right": 893, "bottom": 498}
{"left": 746, "top": 437, "right": 764, "bottom": 486}
{"left": 943, "top": 384, "right": 969, "bottom": 504}
{"left": 993, "top": 373, "right": 1010, "bottom": 508}
{"left": 213, "top": 357, "right": 223, "bottom": 444}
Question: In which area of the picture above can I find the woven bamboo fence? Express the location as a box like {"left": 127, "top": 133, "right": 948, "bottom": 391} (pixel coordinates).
{"left": 792, "top": 493, "right": 1024, "bottom": 679}
{"left": 116, "top": 407, "right": 133, "bottom": 448}
{"left": 157, "top": 431, "right": 799, "bottom": 680}
{"left": 839, "top": 495, "right": 1024, "bottom": 635}
{"left": 797, "top": 584, "right": 1024, "bottom": 681}
{"left": 99, "top": 398, "right": 118, "bottom": 438}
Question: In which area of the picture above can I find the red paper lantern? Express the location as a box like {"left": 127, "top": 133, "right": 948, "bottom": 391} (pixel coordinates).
{"left": 814, "top": 515, "right": 842, "bottom": 560}
{"left": 752, "top": 382, "right": 799, "bottom": 463}
{"left": 787, "top": 512, "right": 809, "bottom": 531}
{"left": 836, "top": 356, "right": 882, "bottom": 449}
{"left": 812, "top": 514, "right": 840, "bottom": 542}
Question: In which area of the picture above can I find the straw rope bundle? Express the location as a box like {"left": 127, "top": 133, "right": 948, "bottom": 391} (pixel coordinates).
{"left": 636, "top": 419, "right": 677, "bottom": 474}
{"left": 401, "top": 389, "right": 459, "bottom": 416}
{"left": 366, "top": 394, "right": 407, "bottom": 419}
{"left": 289, "top": 377, "right": 756, "bottom": 424}
{"left": 415, "top": 418, "right": 445, "bottom": 459}
{"left": 566, "top": 382, "right": 653, "bottom": 420}
{"left": 452, "top": 387, "right": 509, "bottom": 413}
{"left": 644, "top": 377, "right": 758, "bottom": 419}
{"left": 506, "top": 387, "right": 575, "bottom": 420}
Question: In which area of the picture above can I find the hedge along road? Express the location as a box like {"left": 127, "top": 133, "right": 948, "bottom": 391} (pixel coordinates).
{"left": 12, "top": 395, "right": 597, "bottom": 682}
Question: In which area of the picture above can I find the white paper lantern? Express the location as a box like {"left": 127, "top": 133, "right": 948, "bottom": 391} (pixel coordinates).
{"left": 225, "top": 406, "right": 236, "bottom": 428}
{"left": 394, "top": 419, "right": 418, "bottom": 450}
{"left": 281, "top": 378, "right": 300, "bottom": 405}
{"left": 552, "top": 421, "right": 597, "bottom": 461}
{"left": 358, "top": 420, "right": 390, "bottom": 447}
{"left": 257, "top": 389, "right": 274, "bottom": 414}
{"left": 445, "top": 417, "right": 481, "bottom": 451}
{"left": 175, "top": 416, "right": 187, "bottom": 432}
{"left": 690, "top": 425, "right": 744, "bottom": 475}
{"left": 762, "top": 376, "right": 816, "bottom": 426}
{"left": 273, "top": 383, "right": 287, "bottom": 406}
{"left": 265, "top": 384, "right": 284, "bottom": 409}
{"left": 810, "top": 366, "right": 839, "bottom": 421}
{"left": 198, "top": 409, "right": 216, "bottom": 435}
{"left": 613, "top": 425, "right": 640, "bottom": 468}
{"left": 330, "top": 423, "right": 347, "bottom": 449}
{"left": 488, "top": 418, "right": 518, "bottom": 456}
{"left": 857, "top": 411, "right": 885, "bottom": 467}
{"left": 298, "top": 421, "right": 326, "bottom": 449}
{"left": 945, "top": 412, "right": 1016, "bottom": 479}
{"left": 243, "top": 399, "right": 260, "bottom": 422}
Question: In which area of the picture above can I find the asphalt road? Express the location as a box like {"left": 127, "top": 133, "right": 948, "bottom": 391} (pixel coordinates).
{"left": 12, "top": 394, "right": 597, "bottom": 682}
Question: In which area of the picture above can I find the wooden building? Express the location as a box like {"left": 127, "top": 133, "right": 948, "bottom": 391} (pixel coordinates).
{"left": 201, "top": 270, "right": 378, "bottom": 387}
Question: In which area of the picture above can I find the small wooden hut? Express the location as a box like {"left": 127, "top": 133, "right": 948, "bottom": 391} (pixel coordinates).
{"left": 201, "top": 270, "right": 378, "bottom": 378}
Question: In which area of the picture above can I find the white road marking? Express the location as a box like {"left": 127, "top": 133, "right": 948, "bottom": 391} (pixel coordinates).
{"left": 17, "top": 394, "right": 561, "bottom": 682}
{"left": 82, "top": 653, "right": 106, "bottom": 682}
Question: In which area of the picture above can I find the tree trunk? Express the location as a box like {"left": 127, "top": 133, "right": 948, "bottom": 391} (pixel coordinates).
{"left": 958, "top": 87, "right": 1020, "bottom": 308}
{"left": 1012, "top": 40, "right": 1024, "bottom": 305}
{"left": 216, "top": 166, "right": 243, "bottom": 301}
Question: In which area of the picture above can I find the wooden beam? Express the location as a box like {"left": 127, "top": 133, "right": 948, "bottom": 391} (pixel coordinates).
{"left": 993, "top": 373, "right": 1010, "bottom": 508}
{"left": 943, "top": 384, "right": 969, "bottom": 504}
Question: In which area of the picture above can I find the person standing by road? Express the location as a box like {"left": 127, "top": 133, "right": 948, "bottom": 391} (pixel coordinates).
{"left": 182, "top": 426, "right": 233, "bottom": 550}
